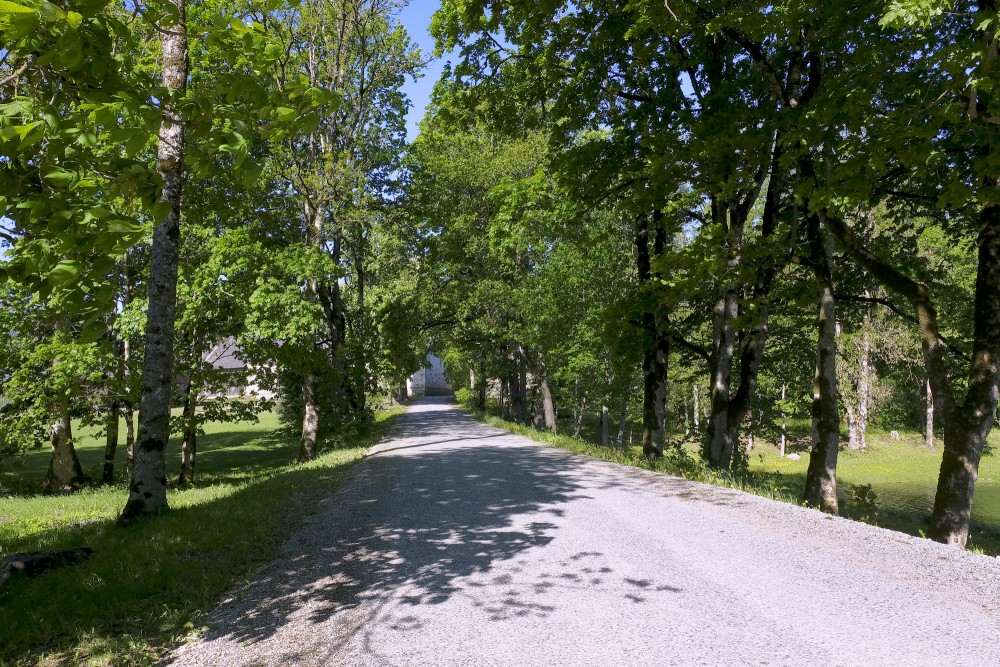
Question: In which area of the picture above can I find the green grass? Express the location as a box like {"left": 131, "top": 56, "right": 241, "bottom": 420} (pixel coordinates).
{"left": 462, "top": 402, "right": 1000, "bottom": 557}
{"left": 0, "top": 407, "right": 403, "bottom": 666}
{"left": 746, "top": 430, "right": 1000, "bottom": 554}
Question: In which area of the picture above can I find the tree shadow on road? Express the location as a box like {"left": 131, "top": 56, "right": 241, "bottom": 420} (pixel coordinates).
{"left": 186, "top": 405, "right": 604, "bottom": 654}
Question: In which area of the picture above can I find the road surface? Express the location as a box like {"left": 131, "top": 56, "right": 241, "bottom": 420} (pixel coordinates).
{"left": 170, "top": 398, "right": 1000, "bottom": 666}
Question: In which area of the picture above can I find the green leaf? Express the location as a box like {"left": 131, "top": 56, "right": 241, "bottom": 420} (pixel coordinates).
{"left": 239, "top": 159, "right": 264, "bottom": 186}
{"left": 81, "top": 320, "right": 107, "bottom": 343}
{"left": 0, "top": 0, "right": 36, "bottom": 14}
{"left": 42, "top": 167, "right": 77, "bottom": 187}
{"left": 151, "top": 200, "right": 173, "bottom": 222}
{"left": 106, "top": 219, "right": 143, "bottom": 233}
{"left": 48, "top": 259, "right": 81, "bottom": 285}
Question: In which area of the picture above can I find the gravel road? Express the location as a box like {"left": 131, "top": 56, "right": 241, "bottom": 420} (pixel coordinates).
{"left": 169, "top": 398, "right": 1000, "bottom": 667}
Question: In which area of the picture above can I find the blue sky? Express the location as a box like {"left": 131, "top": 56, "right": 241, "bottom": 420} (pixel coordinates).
{"left": 398, "top": 1, "right": 449, "bottom": 141}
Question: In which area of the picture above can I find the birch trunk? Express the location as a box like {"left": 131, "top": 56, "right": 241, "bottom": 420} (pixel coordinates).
{"left": 500, "top": 375, "right": 510, "bottom": 420}
{"left": 779, "top": 383, "right": 787, "bottom": 458}
{"left": 125, "top": 402, "right": 135, "bottom": 480}
{"left": 692, "top": 384, "right": 700, "bottom": 432}
{"left": 601, "top": 405, "right": 610, "bottom": 446}
{"left": 925, "top": 378, "right": 934, "bottom": 448}
{"left": 123, "top": 337, "right": 135, "bottom": 480}
{"left": 120, "top": 0, "right": 187, "bottom": 521}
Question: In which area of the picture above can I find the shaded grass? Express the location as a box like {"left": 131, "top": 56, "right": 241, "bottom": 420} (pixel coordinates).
{"left": 463, "top": 403, "right": 1000, "bottom": 557}
{"left": 0, "top": 412, "right": 298, "bottom": 495}
{"left": 0, "top": 407, "right": 404, "bottom": 666}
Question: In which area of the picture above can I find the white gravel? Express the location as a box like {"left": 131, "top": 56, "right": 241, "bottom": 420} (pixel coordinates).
{"left": 167, "top": 398, "right": 1000, "bottom": 667}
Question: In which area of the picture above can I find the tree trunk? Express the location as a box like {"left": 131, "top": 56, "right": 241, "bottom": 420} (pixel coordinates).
{"left": 636, "top": 212, "right": 670, "bottom": 458}
{"left": 683, "top": 395, "right": 691, "bottom": 437}
{"left": 615, "top": 398, "right": 628, "bottom": 449}
{"left": 510, "top": 350, "right": 527, "bottom": 425}
{"left": 102, "top": 398, "right": 120, "bottom": 484}
{"left": 500, "top": 375, "right": 510, "bottom": 420}
{"left": 822, "top": 201, "right": 1000, "bottom": 546}
{"left": 779, "top": 383, "right": 787, "bottom": 458}
{"left": 298, "top": 372, "right": 320, "bottom": 462}
{"left": 517, "top": 352, "right": 529, "bottom": 425}
{"left": 396, "top": 384, "right": 407, "bottom": 404}
{"left": 476, "top": 361, "right": 487, "bottom": 409}
{"left": 927, "top": 200, "right": 1000, "bottom": 547}
{"left": 601, "top": 405, "right": 610, "bottom": 446}
{"left": 706, "top": 287, "right": 738, "bottom": 467}
{"left": 848, "top": 305, "right": 872, "bottom": 451}
{"left": 125, "top": 402, "right": 135, "bottom": 480}
{"left": 925, "top": 378, "right": 934, "bottom": 448}
{"left": 120, "top": 0, "right": 187, "bottom": 522}
{"left": 802, "top": 216, "right": 841, "bottom": 514}
{"left": 845, "top": 402, "right": 859, "bottom": 450}
{"left": 530, "top": 385, "right": 544, "bottom": 429}
{"left": 42, "top": 394, "right": 85, "bottom": 494}
{"left": 540, "top": 375, "right": 557, "bottom": 434}
{"left": 692, "top": 384, "right": 700, "bottom": 432}
{"left": 177, "top": 381, "right": 197, "bottom": 487}
{"left": 123, "top": 336, "right": 135, "bottom": 480}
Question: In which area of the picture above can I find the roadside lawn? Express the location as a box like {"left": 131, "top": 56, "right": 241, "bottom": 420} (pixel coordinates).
{"left": 0, "top": 407, "right": 403, "bottom": 666}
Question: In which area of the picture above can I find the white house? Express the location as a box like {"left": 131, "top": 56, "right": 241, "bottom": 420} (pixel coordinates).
{"left": 407, "top": 353, "right": 452, "bottom": 398}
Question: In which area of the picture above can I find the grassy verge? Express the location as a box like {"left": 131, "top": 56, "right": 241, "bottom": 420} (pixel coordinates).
{"left": 0, "top": 407, "right": 403, "bottom": 666}
{"left": 460, "top": 402, "right": 1000, "bottom": 557}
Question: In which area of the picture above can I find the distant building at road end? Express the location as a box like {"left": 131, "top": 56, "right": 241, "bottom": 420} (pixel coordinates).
{"left": 407, "top": 354, "right": 452, "bottom": 397}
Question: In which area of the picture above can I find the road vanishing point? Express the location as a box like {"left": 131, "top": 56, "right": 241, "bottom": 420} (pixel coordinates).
{"left": 170, "top": 398, "right": 1000, "bottom": 667}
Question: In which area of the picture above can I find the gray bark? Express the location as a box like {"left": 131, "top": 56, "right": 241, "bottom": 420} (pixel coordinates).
{"left": 847, "top": 306, "right": 871, "bottom": 451}
{"left": 822, "top": 202, "right": 1000, "bottom": 546}
{"left": 540, "top": 375, "right": 557, "bottom": 434}
{"left": 298, "top": 372, "right": 320, "bottom": 462}
{"left": 615, "top": 398, "right": 629, "bottom": 449}
{"left": 120, "top": 0, "right": 187, "bottom": 521}
{"left": 42, "top": 394, "right": 85, "bottom": 494}
{"left": 706, "top": 283, "right": 738, "bottom": 467}
{"left": 802, "top": 216, "right": 841, "bottom": 514}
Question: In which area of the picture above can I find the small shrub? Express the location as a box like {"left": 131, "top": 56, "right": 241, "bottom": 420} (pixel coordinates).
{"left": 454, "top": 387, "right": 473, "bottom": 406}
{"left": 845, "top": 483, "right": 879, "bottom": 524}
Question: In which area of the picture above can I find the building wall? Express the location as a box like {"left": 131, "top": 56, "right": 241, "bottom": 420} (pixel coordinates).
{"left": 407, "top": 353, "right": 452, "bottom": 397}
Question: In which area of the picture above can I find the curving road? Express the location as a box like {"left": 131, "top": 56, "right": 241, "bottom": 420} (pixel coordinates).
{"left": 169, "top": 398, "right": 1000, "bottom": 667}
